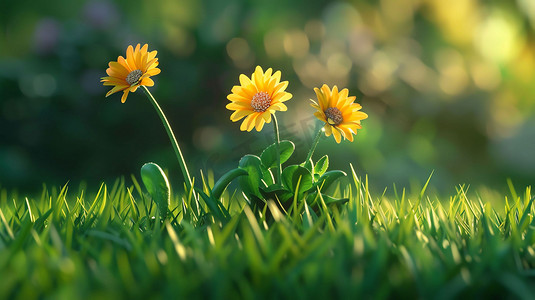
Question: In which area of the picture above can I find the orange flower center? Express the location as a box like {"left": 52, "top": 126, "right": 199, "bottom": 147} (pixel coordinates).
{"left": 250, "top": 91, "right": 271, "bottom": 112}
{"left": 325, "top": 107, "right": 343, "bottom": 125}
{"left": 126, "top": 69, "right": 143, "bottom": 85}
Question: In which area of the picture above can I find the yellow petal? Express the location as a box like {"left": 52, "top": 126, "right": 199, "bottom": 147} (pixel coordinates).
{"left": 139, "top": 51, "right": 148, "bottom": 70}
{"left": 320, "top": 84, "right": 330, "bottom": 94}
{"left": 126, "top": 45, "right": 135, "bottom": 70}
{"left": 314, "top": 111, "right": 326, "bottom": 123}
{"left": 339, "top": 88, "right": 349, "bottom": 100}
{"left": 121, "top": 90, "right": 130, "bottom": 103}
{"left": 242, "top": 84, "right": 257, "bottom": 98}
{"left": 263, "top": 68, "right": 273, "bottom": 83}
{"left": 247, "top": 114, "right": 258, "bottom": 131}
{"left": 230, "top": 109, "right": 251, "bottom": 121}
{"left": 107, "top": 61, "right": 129, "bottom": 77}
{"left": 118, "top": 56, "right": 132, "bottom": 72}
{"left": 268, "top": 102, "right": 287, "bottom": 112}
{"left": 102, "top": 75, "right": 126, "bottom": 82}
{"left": 227, "top": 93, "right": 251, "bottom": 103}
{"left": 310, "top": 100, "right": 320, "bottom": 110}
{"left": 230, "top": 86, "right": 242, "bottom": 95}
{"left": 140, "top": 44, "right": 148, "bottom": 54}
{"left": 345, "top": 123, "right": 362, "bottom": 133}
{"left": 254, "top": 65, "right": 264, "bottom": 74}
{"left": 265, "top": 76, "right": 278, "bottom": 93}
{"left": 106, "top": 85, "right": 128, "bottom": 97}
{"left": 100, "top": 76, "right": 120, "bottom": 82}
{"left": 226, "top": 102, "right": 251, "bottom": 110}
{"left": 344, "top": 96, "right": 357, "bottom": 106}
{"left": 261, "top": 111, "right": 272, "bottom": 123}
{"left": 272, "top": 80, "right": 288, "bottom": 95}
{"left": 141, "top": 77, "right": 154, "bottom": 87}
{"left": 253, "top": 66, "right": 265, "bottom": 91}
{"left": 255, "top": 114, "right": 266, "bottom": 131}
{"left": 148, "top": 50, "right": 157, "bottom": 61}
{"left": 355, "top": 111, "right": 368, "bottom": 119}
{"left": 145, "top": 68, "right": 161, "bottom": 76}
{"left": 273, "top": 92, "right": 292, "bottom": 103}
{"left": 231, "top": 85, "right": 255, "bottom": 99}
{"left": 343, "top": 110, "right": 366, "bottom": 121}
{"left": 239, "top": 115, "right": 251, "bottom": 130}
{"left": 324, "top": 124, "right": 332, "bottom": 136}
{"left": 313, "top": 87, "right": 323, "bottom": 110}
{"left": 239, "top": 74, "right": 252, "bottom": 87}
{"left": 135, "top": 47, "right": 143, "bottom": 70}
{"left": 316, "top": 86, "right": 329, "bottom": 111}
{"left": 240, "top": 114, "right": 255, "bottom": 131}
{"left": 145, "top": 58, "right": 158, "bottom": 72}
{"left": 102, "top": 81, "right": 126, "bottom": 86}
{"left": 332, "top": 127, "right": 342, "bottom": 143}
{"left": 330, "top": 85, "right": 339, "bottom": 108}
{"left": 338, "top": 125, "right": 354, "bottom": 142}
{"left": 271, "top": 70, "right": 281, "bottom": 84}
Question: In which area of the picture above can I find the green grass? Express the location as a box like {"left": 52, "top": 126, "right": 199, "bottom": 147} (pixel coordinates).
{"left": 0, "top": 173, "right": 534, "bottom": 299}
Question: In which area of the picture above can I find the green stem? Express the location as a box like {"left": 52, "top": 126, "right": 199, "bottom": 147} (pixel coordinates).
{"left": 141, "top": 86, "right": 194, "bottom": 195}
{"left": 304, "top": 126, "right": 323, "bottom": 164}
{"left": 273, "top": 114, "right": 281, "bottom": 184}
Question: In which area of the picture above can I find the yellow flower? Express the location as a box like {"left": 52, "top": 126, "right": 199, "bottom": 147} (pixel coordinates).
{"left": 101, "top": 44, "right": 161, "bottom": 103}
{"left": 310, "top": 84, "right": 368, "bottom": 143}
{"left": 226, "top": 66, "right": 292, "bottom": 131}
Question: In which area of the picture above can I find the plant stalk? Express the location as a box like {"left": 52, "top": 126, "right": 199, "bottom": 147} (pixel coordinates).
{"left": 273, "top": 114, "right": 281, "bottom": 184}
{"left": 304, "top": 126, "right": 323, "bottom": 164}
{"left": 142, "top": 86, "right": 194, "bottom": 196}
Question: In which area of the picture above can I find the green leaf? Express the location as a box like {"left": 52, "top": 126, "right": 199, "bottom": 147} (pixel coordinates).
{"left": 260, "top": 184, "right": 287, "bottom": 194}
{"left": 195, "top": 188, "right": 230, "bottom": 222}
{"left": 261, "top": 166, "right": 275, "bottom": 186}
{"left": 238, "top": 155, "right": 264, "bottom": 199}
{"left": 141, "top": 163, "right": 170, "bottom": 219}
{"left": 281, "top": 165, "right": 313, "bottom": 197}
{"left": 518, "top": 195, "right": 535, "bottom": 232}
{"left": 312, "top": 170, "right": 347, "bottom": 192}
{"left": 306, "top": 192, "right": 349, "bottom": 207}
{"left": 259, "top": 184, "right": 294, "bottom": 205}
{"left": 303, "top": 158, "right": 313, "bottom": 173}
{"left": 260, "top": 140, "right": 295, "bottom": 169}
{"left": 8, "top": 218, "right": 33, "bottom": 260}
{"left": 33, "top": 208, "right": 52, "bottom": 232}
{"left": 322, "top": 194, "right": 349, "bottom": 206}
{"left": 211, "top": 168, "right": 248, "bottom": 200}
{"left": 314, "top": 155, "right": 329, "bottom": 176}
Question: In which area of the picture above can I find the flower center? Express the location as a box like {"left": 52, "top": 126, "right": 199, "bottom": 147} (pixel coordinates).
{"left": 126, "top": 69, "right": 143, "bottom": 85}
{"left": 250, "top": 91, "right": 272, "bottom": 112}
{"left": 325, "top": 107, "right": 343, "bottom": 125}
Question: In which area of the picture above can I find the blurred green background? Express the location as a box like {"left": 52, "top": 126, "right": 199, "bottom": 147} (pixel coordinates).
{"left": 1, "top": 0, "right": 534, "bottom": 194}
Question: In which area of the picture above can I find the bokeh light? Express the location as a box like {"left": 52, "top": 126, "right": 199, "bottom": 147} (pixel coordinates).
{"left": 1, "top": 0, "right": 534, "bottom": 194}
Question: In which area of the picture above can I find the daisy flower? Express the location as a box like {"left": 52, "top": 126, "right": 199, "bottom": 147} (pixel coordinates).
{"left": 101, "top": 43, "right": 161, "bottom": 103}
{"left": 310, "top": 84, "right": 368, "bottom": 143}
{"left": 226, "top": 66, "right": 292, "bottom": 131}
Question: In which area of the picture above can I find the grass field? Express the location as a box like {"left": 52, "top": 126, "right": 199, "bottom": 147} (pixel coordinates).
{"left": 0, "top": 171, "right": 534, "bottom": 299}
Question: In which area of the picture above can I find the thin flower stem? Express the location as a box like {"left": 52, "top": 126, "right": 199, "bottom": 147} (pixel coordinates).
{"left": 304, "top": 126, "right": 323, "bottom": 164}
{"left": 273, "top": 114, "right": 281, "bottom": 184}
{"left": 141, "top": 86, "right": 194, "bottom": 196}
